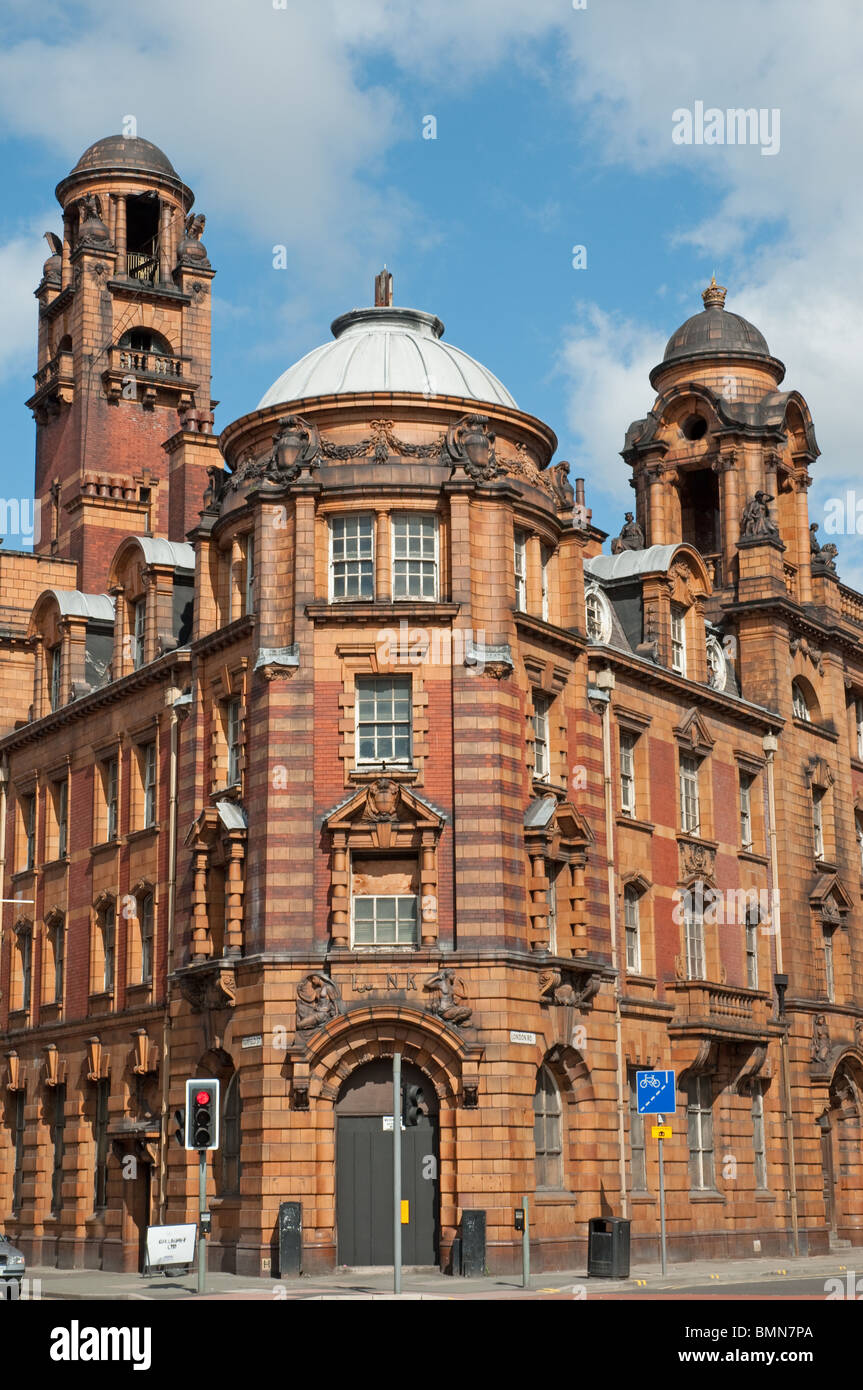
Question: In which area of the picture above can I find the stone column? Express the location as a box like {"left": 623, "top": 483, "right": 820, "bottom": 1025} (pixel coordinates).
{"left": 646, "top": 463, "right": 668, "bottom": 546}
{"left": 191, "top": 848, "right": 212, "bottom": 961}
{"left": 110, "top": 585, "right": 127, "bottom": 679}
{"left": 331, "top": 841, "right": 349, "bottom": 947}
{"left": 61, "top": 211, "right": 72, "bottom": 290}
{"left": 794, "top": 474, "right": 813, "bottom": 605}
{"left": 32, "top": 635, "right": 45, "bottom": 721}
{"left": 230, "top": 536, "right": 243, "bottom": 622}
{"left": 530, "top": 853, "right": 549, "bottom": 950}
{"left": 420, "top": 841, "right": 438, "bottom": 946}
{"left": 158, "top": 201, "right": 171, "bottom": 284}
{"left": 114, "top": 195, "right": 127, "bottom": 268}
{"left": 526, "top": 533, "right": 542, "bottom": 617}
{"left": 225, "top": 837, "right": 245, "bottom": 957}
{"left": 718, "top": 451, "right": 740, "bottom": 588}
{"left": 375, "top": 509, "right": 391, "bottom": 601}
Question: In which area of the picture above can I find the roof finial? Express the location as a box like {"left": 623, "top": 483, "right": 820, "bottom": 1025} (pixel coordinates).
{"left": 374, "top": 267, "right": 393, "bottom": 307}
{"left": 702, "top": 274, "right": 727, "bottom": 310}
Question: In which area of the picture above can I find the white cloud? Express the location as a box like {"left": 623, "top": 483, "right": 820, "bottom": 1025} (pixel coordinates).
{"left": 0, "top": 218, "right": 55, "bottom": 385}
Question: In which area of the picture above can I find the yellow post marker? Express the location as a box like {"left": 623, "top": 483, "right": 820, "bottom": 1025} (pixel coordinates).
{"left": 401, "top": 1200, "right": 409, "bottom": 1224}
{"left": 652, "top": 1125, "right": 672, "bottom": 1140}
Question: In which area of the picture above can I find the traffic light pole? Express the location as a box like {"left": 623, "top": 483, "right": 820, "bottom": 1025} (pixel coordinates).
{"left": 198, "top": 1148, "right": 207, "bottom": 1295}
{"left": 393, "top": 1051, "right": 401, "bottom": 1296}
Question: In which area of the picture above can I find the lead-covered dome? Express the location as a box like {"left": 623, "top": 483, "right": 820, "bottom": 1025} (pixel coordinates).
{"left": 258, "top": 302, "right": 517, "bottom": 410}
{"left": 69, "top": 135, "right": 178, "bottom": 179}
{"left": 651, "top": 278, "right": 784, "bottom": 386}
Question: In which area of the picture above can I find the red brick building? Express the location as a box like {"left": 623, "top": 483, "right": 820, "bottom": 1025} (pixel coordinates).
{"left": 1, "top": 137, "right": 862, "bottom": 1276}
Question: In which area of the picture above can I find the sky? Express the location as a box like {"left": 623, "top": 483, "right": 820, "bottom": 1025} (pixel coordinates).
{"left": 1, "top": 0, "right": 862, "bottom": 580}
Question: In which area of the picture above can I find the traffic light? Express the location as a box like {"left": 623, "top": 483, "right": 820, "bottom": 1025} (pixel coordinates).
{"left": 184, "top": 1078, "right": 220, "bottom": 1150}
{"left": 174, "top": 1108, "right": 185, "bottom": 1148}
{"left": 403, "top": 1083, "right": 425, "bottom": 1127}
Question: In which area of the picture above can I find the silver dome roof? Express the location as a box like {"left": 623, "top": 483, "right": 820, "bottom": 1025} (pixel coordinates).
{"left": 257, "top": 305, "right": 517, "bottom": 410}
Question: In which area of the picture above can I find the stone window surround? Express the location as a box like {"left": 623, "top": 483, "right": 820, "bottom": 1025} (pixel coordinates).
{"left": 92, "top": 736, "right": 122, "bottom": 848}
{"left": 208, "top": 659, "right": 249, "bottom": 795}
{"left": 216, "top": 519, "right": 255, "bottom": 626}
{"left": 514, "top": 518, "right": 558, "bottom": 624}
{"left": 524, "top": 657, "right": 569, "bottom": 792}
{"left": 622, "top": 871, "right": 651, "bottom": 978}
{"left": 336, "top": 642, "right": 429, "bottom": 789}
{"left": 90, "top": 891, "right": 117, "bottom": 999}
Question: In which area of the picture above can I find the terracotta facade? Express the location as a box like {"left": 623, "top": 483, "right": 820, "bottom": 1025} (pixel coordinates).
{"left": 1, "top": 144, "right": 862, "bottom": 1276}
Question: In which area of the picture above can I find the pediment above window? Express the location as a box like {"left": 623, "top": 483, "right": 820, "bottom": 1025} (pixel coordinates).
{"left": 324, "top": 778, "right": 446, "bottom": 850}
{"left": 674, "top": 707, "right": 714, "bottom": 754}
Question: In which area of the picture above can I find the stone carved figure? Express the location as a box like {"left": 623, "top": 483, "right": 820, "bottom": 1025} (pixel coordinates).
{"left": 809, "top": 522, "right": 838, "bottom": 571}
{"left": 445, "top": 414, "right": 502, "bottom": 484}
{"left": 811, "top": 1012, "right": 831, "bottom": 1064}
{"left": 268, "top": 414, "right": 321, "bottom": 482}
{"left": 296, "top": 973, "right": 342, "bottom": 1032}
{"left": 423, "top": 968, "right": 472, "bottom": 1025}
{"left": 549, "top": 461, "right": 575, "bottom": 512}
{"left": 184, "top": 212, "right": 206, "bottom": 240}
{"left": 739, "top": 491, "right": 780, "bottom": 541}
{"left": 539, "top": 968, "right": 601, "bottom": 1007}
{"left": 611, "top": 511, "right": 645, "bottom": 554}
{"left": 363, "top": 778, "right": 401, "bottom": 822}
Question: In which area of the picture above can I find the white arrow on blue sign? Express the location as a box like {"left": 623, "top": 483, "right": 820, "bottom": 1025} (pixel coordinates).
{"left": 635, "top": 1069, "right": 676, "bottom": 1115}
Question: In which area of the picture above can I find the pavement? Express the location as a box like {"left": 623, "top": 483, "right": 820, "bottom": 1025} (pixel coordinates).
{"left": 13, "top": 1249, "right": 861, "bottom": 1300}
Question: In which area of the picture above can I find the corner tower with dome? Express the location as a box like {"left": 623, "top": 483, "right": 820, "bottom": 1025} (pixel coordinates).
{"left": 3, "top": 140, "right": 863, "bottom": 1279}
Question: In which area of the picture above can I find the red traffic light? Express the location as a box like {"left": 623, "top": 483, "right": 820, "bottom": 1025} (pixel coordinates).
{"left": 195, "top": 1089, "right": 211, "bottom": 1106}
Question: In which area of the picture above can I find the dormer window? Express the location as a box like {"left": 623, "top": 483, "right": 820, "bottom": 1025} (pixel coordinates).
{"left": 670, "top": 605, "right": 687, "bottom": 675}
{"left": 585, "top": 585, "right": 612, "bottom": 644}
{"left": 792, "top": 681, "right": 811, "bottom": 722}
{"left": 131, "top": 597, "right": 146, "bottom": 669}
{"left": 705, "top": 634, "right": 727, "bottom": 691}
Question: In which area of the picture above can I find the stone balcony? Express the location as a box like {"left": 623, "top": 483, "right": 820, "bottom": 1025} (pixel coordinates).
{"left": 102, "top": 346, "right": 195, "bottom": 408}
{"left": 668, "top": 978, "right": 773, "bottom": 1044}
{"left": 26, "top": 349, "right": 75, "bottom": 420}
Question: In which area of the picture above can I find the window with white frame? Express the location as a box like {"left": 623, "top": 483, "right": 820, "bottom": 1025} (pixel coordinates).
{"left": 227, "top": 698, "right": 241, "bottom": 786}
{"left": 856, "top": 697, "right": 863, "bottom": 760}
{"left": 514, "top": 529, "right": 527, "bottom": 611}
{"left": 792, "top": 680, "right": 810, "bottom": 722}
{"left": 140, "top": 892, "right": 154, "bottom": 984}
{"left": 624, "top": 885, "right": 641, "bottom": 973}
{"left": 739, "top": 771, "right": 754, "bottom": 850}
{"left": 330, "top": 514, "right": 374, "bottom": 600}
{"left": 856, "top": 813, "right": 863, "bottom": 874}
{"left": 104, "top": 904, "right": 116, "bottom": 993}
{"left": 355, "top": 676, "right": 412, "bottom": 765}
{"left": 540, "top": 545, "right": 551, "bottom": 622}
{"left": 620, "top": 729, "right": 637, "bottom": 817}
{"left": 585, "top": 585, "right": 612, "bottom": 643}
{"left": 546, "top": 860, "right": 559, "bottom": 953}
{"left": 55, "top": 778, "right": 68, "bottom": 859}
{"left": 533, "top": 1065, "right": 563, "bottom": 1190}
{"left": 143, "top": 741, "right": 157, "bottom": 827}
{"left": 51, "top": 916, "right": 65, "bottom": 1004}
{"left": 687, "top": 1074, "right": 715, "bottom": 1190}
{"left": 823, "top": 924, "right": 836, "bottom": 1002}
{"left": 392, "top": 514, "right": 438, "bottom": 600}
{"left": 628, "top": 1070, "right": 648, "bottom": 1193}
{"left": 353, "top": 894, "right": 418, "bottom": 946}
{"left": 671, "top": 605, "right": 687, "bottom": 675}
{"left": 131, "top": 598, "right": 146, "bottom": 670}
{"left": 751, "top": 1084, "right": 768, "bottom": 1190}
{"left": 23, "top": 792, "right": 36, "bottom": 871}
{"left": 244, "top": 532, "right": 255, "bottom": 615}
{"left": 103, "top": 756, "right": 118, "bottom": 841}
{"left": 17, "top": 926, "right": 33, "bottom": 1013}
{"left": 50, "top": 645, "right": 62, "bottom": 710}
{"left": 812, "top": 785, "right": 825, "bottom": 860}
{"left": 684, "top": 893, "right": 705, "bottom": 979}
{"left": 679, "top": 753, "right": 701, "bottom": 835}
{"left": 531, "top": 691, "right": 551, "bottom": 782}
{"left": 745, "top": 906, "right": 759, "bottom": 990}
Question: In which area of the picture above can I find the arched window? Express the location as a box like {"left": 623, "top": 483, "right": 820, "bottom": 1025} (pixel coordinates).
{"left": 118, "top": 328, "right": 172, "bottom": 356}
{"left": 792, "top": 680, "right": 811, "bottom": 722}
{"left": 585, "top": 585, "right": 612, "bottom": 644}
{"left": 221, "top": 1072, "right": 242, "bottom": 1196}
{"left": 623, "top": 884, "right": 641, "bottom": 974}
{"left": 533, "top": 1065, "right": 563, "bottom": 1189}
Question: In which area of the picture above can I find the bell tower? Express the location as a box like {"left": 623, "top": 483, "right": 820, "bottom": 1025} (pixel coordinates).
{"left": 27, "top": 135, "right": 219, "bottom": 591}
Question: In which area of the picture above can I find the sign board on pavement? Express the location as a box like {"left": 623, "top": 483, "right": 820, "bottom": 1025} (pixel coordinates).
{"left": 145, "top": 1223, "right": 197, "bottom": 1269}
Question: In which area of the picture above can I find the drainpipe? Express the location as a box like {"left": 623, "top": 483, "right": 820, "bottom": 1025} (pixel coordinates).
{"left": 763, "top": 731, "right": 799, "bottom": 1256}
{"left": 158, "top": 691, "right": 183, "bottom": 1223}
{"left": 0, "top": 760, "right": 8, "bottom": 962}
{"left": 590, "top": 668, "right": 628, "bottom": 1219}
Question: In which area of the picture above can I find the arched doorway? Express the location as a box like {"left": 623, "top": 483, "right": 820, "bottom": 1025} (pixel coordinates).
{"left": 335, "top": 1058, "right": 440, "bottom": 1267}
{"left": 819, "top": 1057, "right": 863, "bottom": 1244}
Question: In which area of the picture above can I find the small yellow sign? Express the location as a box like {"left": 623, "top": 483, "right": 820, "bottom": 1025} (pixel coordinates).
{"left": 652, "top": 1125, "right": 672, "bottom": 1140}
{"left": 401, "top": 1200, "right": 409, "bottom": 1224}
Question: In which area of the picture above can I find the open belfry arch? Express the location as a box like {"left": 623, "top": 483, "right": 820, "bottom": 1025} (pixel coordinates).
{"left": 2, "top": 134, "right": 863, "bottom": 1276}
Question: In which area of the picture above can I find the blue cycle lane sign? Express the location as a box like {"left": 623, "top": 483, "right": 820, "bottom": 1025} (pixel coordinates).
{"left": 636, "top": 1070, "right": 676, "bottom": 1115}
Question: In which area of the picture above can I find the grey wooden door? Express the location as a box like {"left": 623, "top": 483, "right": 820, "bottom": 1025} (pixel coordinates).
{"left": 336, "top": 1113, "right": 439, "bottom": 1266}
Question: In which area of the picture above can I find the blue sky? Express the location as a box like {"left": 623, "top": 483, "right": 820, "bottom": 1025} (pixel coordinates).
{"left": 1, "top": 0, "right": 862, "bottom": 577}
